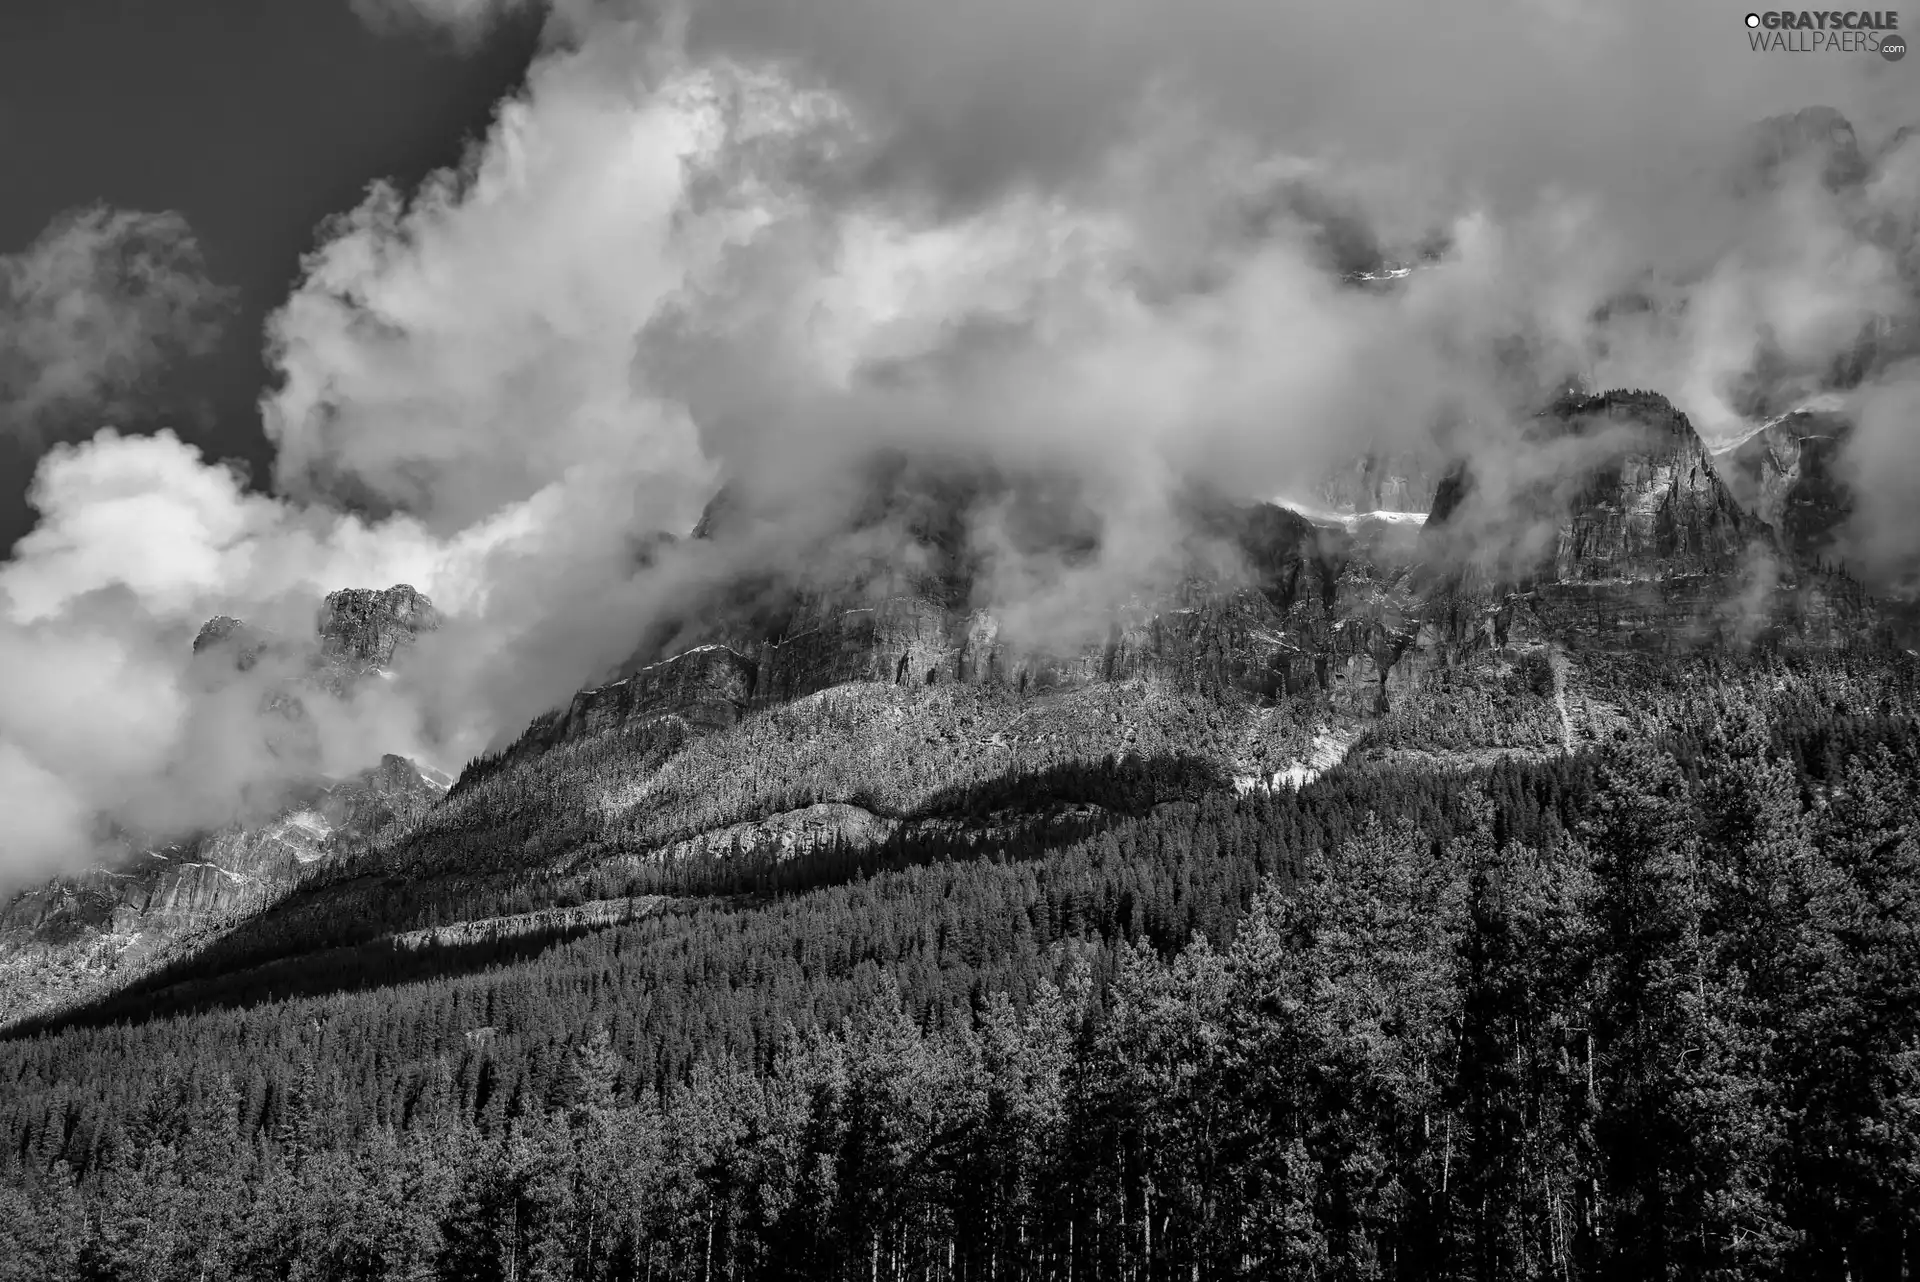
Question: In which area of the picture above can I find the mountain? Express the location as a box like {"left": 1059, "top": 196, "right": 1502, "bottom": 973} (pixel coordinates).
{"left": 317, "top": 583, "right": 441, "bottom": 669}
{"left": 0, "top": 388, "right": 1884, "bottom": 1028}
{"left": 551, "top": 391, "right": 1873, "bottom": 760}
{"left": 6, "top": 392, "right": 1920, "bottom": 1281}
{"left": 1719, "top": 110, "right": 1920, "bottom": 425}
{"left": 0, "top": 587, "right": 447, "bottom": 1027}
{"left": 1420, "top": 390, "right": 1831, "bottom": 654}
{"left": 0, "top": 392, "right": 1898, "bottom": 1035}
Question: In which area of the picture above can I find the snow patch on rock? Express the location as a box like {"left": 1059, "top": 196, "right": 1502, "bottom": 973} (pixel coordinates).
{"left": 1235, "top": 728, "right": 1356, "bottom": 795}
{"left": 1271, "top": 497, "right": 1430, "bottom": 532}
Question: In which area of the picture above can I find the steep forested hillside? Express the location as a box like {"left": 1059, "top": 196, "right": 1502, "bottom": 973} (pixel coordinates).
{"left": 4, "top": 657, "right": 1920, "bottom": 1281}
{"left": 5, "top": 381, "right": 1919, "bottom": 1281}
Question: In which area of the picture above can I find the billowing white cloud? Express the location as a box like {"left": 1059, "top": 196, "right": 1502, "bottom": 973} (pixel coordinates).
{"left": 6, "top": 0, "right": 1920, "bottom": 883}
{"left": 263, "top": 39, "right": 725, "bottom": 530}
{"left": 0, "top": 430, "right": 481, "bottom": 878}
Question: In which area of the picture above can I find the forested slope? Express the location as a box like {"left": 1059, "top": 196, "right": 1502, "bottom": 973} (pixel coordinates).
{"left": 5, "top": 658, "right": 1920, "bottom": 1280}
{"left": 5, "top": 384, "right": 1920, "bottom": 1280}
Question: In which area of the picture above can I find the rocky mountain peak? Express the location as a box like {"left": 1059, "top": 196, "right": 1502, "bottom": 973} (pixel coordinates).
{"left": 1541, "top": 390, "right": 1755, "bottom": 581}
{"left": 1426, "top": 390, "right": 1755, "bottom": 583}
{"left": 317, "top": 584, "right": 442, "bottom": 668}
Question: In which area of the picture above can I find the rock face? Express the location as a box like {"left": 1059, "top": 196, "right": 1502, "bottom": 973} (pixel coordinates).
{"left": 191, "top": 615, "right": 279, "bottom": 670}
{"left": 188, "top": 584, "right": 442, "bottom": 697}
{"left": 318, "top": 585, "right": 441, "bottom": 669}
{"left": 0, "top": 753, "right": 446, "bottom": 1028}
{"left": 556, "top": 478, "right": 1425, "bottom": 736}
{"left": 552, "top": 390, "right": 1888, "bottom": 750}
{"left": 566, "top": 645, "right": 760, "bottom": 737}
{"left": 1421, "top": 391, "right": 1878, "bottom": 660}
{"left": 1543, "top": 394, "right": 1754, "bottom": 582}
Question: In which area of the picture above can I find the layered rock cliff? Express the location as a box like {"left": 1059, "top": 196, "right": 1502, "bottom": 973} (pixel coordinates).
{"left": 552, "top": 474, "right": 1426, "bottom": 741}
{"left": 1420, "top": 391, "right": 1879, "bottom": 660}
{"left": 318, "top": 584, "right": 442, "bottom": 669}
{"left": 0, "top": 752, "right": 446, "bottom": 1027}
{"left": 544, "top": 390, "right": 1887, "bottom": 756}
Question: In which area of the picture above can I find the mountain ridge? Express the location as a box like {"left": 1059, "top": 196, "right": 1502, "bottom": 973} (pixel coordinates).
{"left": 0, "top": 389, "right": 1904, "bottom": 1031}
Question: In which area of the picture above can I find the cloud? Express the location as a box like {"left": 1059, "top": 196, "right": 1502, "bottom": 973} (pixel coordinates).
{"left": 262, "top": 37, "right": 719, "bottom": 530}
{"left": 0, "top": 206, "right": 232, "bottom": 446}
{"left": 195, "top": 8, "right": 1920, "bottom": 698}
{"left": 0, "top": 431, "right": 437, "bottom": 881}
{"left": 349, "top": 0, "right": 544, "bottom": 45}
{"left": 1840, "top": 362, "right": 1920, "bottom": 594}
{"left": 8, "top": 0, "right": 1920, "bottom": 882}
{"left": 0, "top": 419, "right": 702, "bottom": 884}
{"left": 660, "top": 0, "right": 1914, "bottom": 214}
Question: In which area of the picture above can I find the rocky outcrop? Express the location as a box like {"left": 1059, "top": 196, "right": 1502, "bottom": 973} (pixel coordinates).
{"left": 318, "top": 584, "right": 441, "bottom": 669}
{"left": 546, "top": 390, "right": 1895, "bottom": 763}
{"left": 1543, "top": 394, "right": 1753, "bottom": 582}
{"left": 0, "top": 752, "right": 446, "bottom": 1028}
{"left": 188, "top": 585, "right": 441, "bottom": 697}
{"left": 1420, "top": 391, "right": 1882, "bottom": 661}
{"left": 191, "top": 615, "right": 280, "bottom": 671}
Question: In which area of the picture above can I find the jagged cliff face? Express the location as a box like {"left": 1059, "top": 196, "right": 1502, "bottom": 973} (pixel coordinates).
{"left": 1542, "top": 393, "right": 1754, "bottom": 583}
{"left": 318, "top": 585, "right": 442, "bottom": 669}
{"left": 308, "top": 584, "right": 444, "bottom": 697}
{"left": 548, "top": 390, "right": 1889, "bottom": 751}
{"left": 551, "top": 471, "right": 1431, "bottom": 739}
{"left": 1419, "top": 392, "right": 1879, "bottom": 660}
{"left": 0, "top": 752, "right": 446, "bottom": 1027}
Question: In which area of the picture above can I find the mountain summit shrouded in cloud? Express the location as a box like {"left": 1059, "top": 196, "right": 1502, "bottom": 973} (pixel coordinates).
{"left": 0, "top": 0, "right": 1916, "bottom": 881}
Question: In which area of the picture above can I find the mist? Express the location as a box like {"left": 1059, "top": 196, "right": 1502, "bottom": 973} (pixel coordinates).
{"left": 1, "top": 0, "right": 1917, "bottom": 882}
{"left": 0, "top": 206, "right": 232, "bottom": 448}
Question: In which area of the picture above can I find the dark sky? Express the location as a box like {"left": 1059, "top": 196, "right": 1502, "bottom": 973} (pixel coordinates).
{"left": 0, "top": 0, "right": 543, "bottom": 550}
